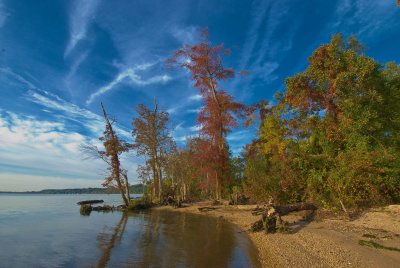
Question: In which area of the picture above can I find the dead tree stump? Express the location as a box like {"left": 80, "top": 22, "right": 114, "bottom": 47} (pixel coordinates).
{"left": 251, "top": 202, "right": 315, "bottom": 234}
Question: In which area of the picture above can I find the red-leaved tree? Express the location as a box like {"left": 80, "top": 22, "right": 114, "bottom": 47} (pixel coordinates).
{"left": 168, "top": 30, "right": 250, "bottom": 199}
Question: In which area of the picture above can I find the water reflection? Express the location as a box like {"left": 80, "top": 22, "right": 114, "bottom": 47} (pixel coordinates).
{"left": 93, "top": 210, "right": 261, "bottom": 268}
{"left": 95, "top": 213, "right": 128, "bottom": 268}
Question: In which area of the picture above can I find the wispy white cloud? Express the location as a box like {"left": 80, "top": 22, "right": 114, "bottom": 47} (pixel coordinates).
{"left": 0, "top": 111, "right": 103, "bottom": 189}
{"left": 227, "top": 129, "right": 255, "bottom": 155}
{"left": 0, "top": 109, "right": 139, "bottom": 191}
{"left": 232, "top": 0, "right": 291, "bottom": 98}
{"left": 170, "top": 25, "right": 199, "bottom": 44}
{"left": 170, "top": 122, "right": 202, "bottom": 144}
{"left": 189, "top": 124, "right": 202, "bottom": 132}
{"left": 86, "top": 63, "right": 171, "bottom": 105}
{"left": 186, "top": 108, "right": 202, "bottom": 114}
{"left": 238, "top": 0, "right": 270, "bottom": 72}
{"left": 166, "top": 93, "right": 203, "bottom": 115}
{"left": 1, "top": 67, "right": 129, "bottom": 138}
{"left": 254, "top": 62, "right": 279, "bottom": 82}
{"left": 174, "top": 135, "right": 192, "bottom": 143}
{"left": 245, "top": 1, "right": 288, "bottom": 70}
{"left": 64, "top": 50, "right": 89, "bottom": 92}
{"left": 189, "top": 94, "right": 202, "bottom": 101}
{"left": 166, "top": 107, "right": 178, "bottom": 114}
{"left": 332, "top": 0, "right": 398, "bottom": 37}
{"left": 174, "top": 122, "right": 184, "bottom": 131}
{"left": 64, "top": 0, "right": 100, "bottom": 57}
{"left": 227, "top": 129, "right": 251, "bottom": 142}
{"left": 28, "top": 89, "right": 130, "bottom": 137}
{"left": 0, "top": 0, "right": 9, "bottom": 28}
{"left": 0, "top": 68, "right": 36, "bottom": 90}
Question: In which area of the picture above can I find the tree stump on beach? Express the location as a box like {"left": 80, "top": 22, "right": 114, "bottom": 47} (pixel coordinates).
{"left": 251, "top": 202, "right": 314, "bottom": 233}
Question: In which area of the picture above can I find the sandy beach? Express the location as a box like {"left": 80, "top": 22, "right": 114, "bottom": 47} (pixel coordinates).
{"left": 153, "top": 202, "right": 400, "bottom": 267}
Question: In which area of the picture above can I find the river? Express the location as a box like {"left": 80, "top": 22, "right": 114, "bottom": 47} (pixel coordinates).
{"left": 0, "top": 194, "right": 261, "bottom": 267}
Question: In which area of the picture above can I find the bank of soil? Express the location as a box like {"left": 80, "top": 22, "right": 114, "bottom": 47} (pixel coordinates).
{"left": 153, "top": 202, "right": 400, "bottom": 267}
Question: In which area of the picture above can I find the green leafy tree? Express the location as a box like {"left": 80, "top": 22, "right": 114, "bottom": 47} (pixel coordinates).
{"left": 132, "top": 101, "right": 175, "bottom": 202}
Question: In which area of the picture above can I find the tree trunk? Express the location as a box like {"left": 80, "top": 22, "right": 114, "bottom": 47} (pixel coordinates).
{"left": 215, "top": 172, "right": 219, "bottom": 200}
{"left": 115, "top": 170, "right": 129, "bottom": 206}
{"left": 101, "top": 103, "right": 129, "bottom": 207}
{"left": 152, "top": 165, "right": 157, "bottom": 201}
{"left": 122, "top": 172, "right": 131, "bottom": 201}
{"left": 158, "top": 166, "right": 162, "bottom": 201}
{"left": 115, "top": 169, "right": 129, "bottom": 206}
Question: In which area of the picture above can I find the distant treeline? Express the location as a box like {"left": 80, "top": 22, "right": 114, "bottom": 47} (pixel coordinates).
{"left": 1, "top": 184, "right": 144, "bottom": 194}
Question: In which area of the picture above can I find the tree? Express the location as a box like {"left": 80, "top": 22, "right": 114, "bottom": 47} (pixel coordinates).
{"left": 169, "top": 30, "right": 250, "bottom": 199}
{"left": 245, "top": 34, "right": 400, "bottom": 207}
{"left": 165, "top": 148, "right": 197, "bottom": 202}
{"left": 132, "top": 100, "right": 175, "bottom": 202}
{"left": 82, "top": 103, "right": 131, "bottom": 206}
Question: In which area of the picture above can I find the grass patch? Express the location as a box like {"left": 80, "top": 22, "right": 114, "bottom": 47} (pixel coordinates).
{"left": 358, "top": 240, "right": 400, "bottom": 252}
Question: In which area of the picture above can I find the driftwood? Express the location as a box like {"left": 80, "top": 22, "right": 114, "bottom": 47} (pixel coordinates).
{"left": 77, "top": 200, "right": 104, "bottom": 205}
{"left": 251, "top": 202, "right": 316, "bottom": 233}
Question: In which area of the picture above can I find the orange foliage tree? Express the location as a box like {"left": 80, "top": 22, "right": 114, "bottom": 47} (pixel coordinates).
{"left": 169, "top": 30, "right": 250, "bottom": 199}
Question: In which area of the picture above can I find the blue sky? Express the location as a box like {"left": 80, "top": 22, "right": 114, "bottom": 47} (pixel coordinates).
{"left": 0, "top": 0, "right": 399, "bottom": 191}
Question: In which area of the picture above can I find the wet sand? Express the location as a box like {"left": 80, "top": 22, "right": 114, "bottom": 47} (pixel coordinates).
{"left": 153, "top": 202, "right": 400, "bottom": 267}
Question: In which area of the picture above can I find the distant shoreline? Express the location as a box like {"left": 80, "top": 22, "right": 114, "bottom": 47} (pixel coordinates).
{"left": 0, "top": 184, "right": 144, "bottom": 195}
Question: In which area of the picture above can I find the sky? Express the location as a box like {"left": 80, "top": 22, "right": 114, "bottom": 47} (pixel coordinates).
{"left": 0, "top": 0, "right": 399, "bottom": 191}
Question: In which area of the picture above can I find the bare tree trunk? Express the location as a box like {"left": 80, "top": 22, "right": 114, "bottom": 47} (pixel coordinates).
{"left": 114, "top": 161, "right": 129, "bottom": 206}
{"left": 206, "top": 172, "right": 210, "bottom": 194}
{"left": 183, "top": 183, "right": 187, "bottom": 201}
{"left": 152, "top": 183, "right": 156, "bottom": 201}
{"left": 215, "top": 171, "right": 220, "bottom": 200}
{"left": 122, "top": 171, "right": 131, "bottom": 201}
{"left": 151, "top": 163, "right": 157, "bottom": 201}
{"left": 158, "top": 165, "right": 162, "bottom": 201}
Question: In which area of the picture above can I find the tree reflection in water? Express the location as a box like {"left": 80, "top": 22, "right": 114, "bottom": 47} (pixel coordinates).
{"left": 95, "top": 212, "right": 128, "bottom": 268}
{"left": 92, "top": 210, "right": 261, "bottom": 268}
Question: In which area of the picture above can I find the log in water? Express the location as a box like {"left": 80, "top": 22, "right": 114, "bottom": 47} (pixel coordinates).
{"left": 77, "top": 199, "right": 104, "bottom": 205}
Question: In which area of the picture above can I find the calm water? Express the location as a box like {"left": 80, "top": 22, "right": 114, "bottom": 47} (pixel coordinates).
{"left": 0, "top": 194, "right": 261, "bottom": 268}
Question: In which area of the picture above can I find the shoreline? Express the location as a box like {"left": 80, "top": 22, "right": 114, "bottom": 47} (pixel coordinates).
{"left": 152, "top": 201, "right": 400, "bottom": 267}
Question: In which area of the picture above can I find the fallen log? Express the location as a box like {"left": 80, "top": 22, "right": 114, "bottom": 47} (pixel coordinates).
{"left": 77, "top": 200, "right": 104, "bottom": 205}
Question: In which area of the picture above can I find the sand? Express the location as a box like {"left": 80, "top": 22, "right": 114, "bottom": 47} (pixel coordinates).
{"left": 152, "top": 201, "right": 400, "bottom": 267}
